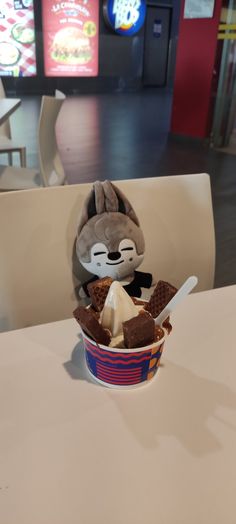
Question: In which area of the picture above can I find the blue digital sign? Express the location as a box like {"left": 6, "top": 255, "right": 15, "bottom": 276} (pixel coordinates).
{"left": 103, "top": 0, "right": 146, "bottom": 36}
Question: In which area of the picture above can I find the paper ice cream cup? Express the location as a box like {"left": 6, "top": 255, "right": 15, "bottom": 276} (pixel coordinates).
{"left": 82, "top": 328, "right": 167, "bottom": 389}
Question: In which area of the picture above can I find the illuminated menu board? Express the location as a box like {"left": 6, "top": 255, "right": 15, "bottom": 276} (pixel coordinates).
{"left": 0, "top": 0, "right": 36, "bottom": 77}
{"left": 42, "top": 1, "right": 99, "bottom": 77}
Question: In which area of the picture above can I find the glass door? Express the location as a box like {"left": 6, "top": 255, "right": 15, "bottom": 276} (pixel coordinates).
{"left": 211, "top": 0, "right": 236, "bottom": 147}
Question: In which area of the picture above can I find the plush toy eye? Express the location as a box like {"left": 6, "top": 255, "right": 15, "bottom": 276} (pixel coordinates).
{"left": 90, "top": 243, "right": 109, "bottom": 258}
{"left": 118, "top": 239, "right": 136, "bottom": 253}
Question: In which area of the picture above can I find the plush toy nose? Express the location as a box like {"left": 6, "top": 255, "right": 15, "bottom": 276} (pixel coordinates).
{"left": 108, "top": 251, "right": 121, "bottom": 261}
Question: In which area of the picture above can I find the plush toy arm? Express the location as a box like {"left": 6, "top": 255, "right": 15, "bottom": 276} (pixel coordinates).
{"left": 134, "top": 270, "right": 153, "bottom": 288}
{"left": 124, "top": 271, "right": 153, "bottom": 298}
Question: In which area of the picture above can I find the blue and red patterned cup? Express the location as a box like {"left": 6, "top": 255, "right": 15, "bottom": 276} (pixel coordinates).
{"left": 82, "top": 329, "right": 167, "bottom": 389}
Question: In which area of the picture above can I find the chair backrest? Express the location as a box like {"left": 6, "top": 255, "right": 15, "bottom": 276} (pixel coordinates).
{"left": 0, "top": 78, "right": 11, "bottom": 139}
{"left": 55, "top": 89, "right": 66, "bottom": 99}
{"left": 38, "top": 95, "right": 66, "bottom": 187}
{"left": 0, "top": 173, "right": 215, "bottom": 332}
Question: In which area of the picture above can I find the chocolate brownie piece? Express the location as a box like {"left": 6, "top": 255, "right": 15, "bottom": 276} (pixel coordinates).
{"left": 144, "top": 280, "right": 177, "bottom": 318}
{"left": 123, "top": 311, "right": 155, "bottom": 349}
{"left": 73, "top": 306, "right": 111, "bottom": 346}
{"left": 87, "top": 276, "right": 113, "bottom": 312}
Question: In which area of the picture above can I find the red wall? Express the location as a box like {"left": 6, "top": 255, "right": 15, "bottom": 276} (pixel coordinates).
{"left": 170, "top": 0, "right": 222, "bottom": 138}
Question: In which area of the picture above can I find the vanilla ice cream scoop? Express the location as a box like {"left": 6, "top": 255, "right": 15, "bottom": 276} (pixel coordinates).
{"left": 100, "top": 281, "right": 139, "bottom": 337}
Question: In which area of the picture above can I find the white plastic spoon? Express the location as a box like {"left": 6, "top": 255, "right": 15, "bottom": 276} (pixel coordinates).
{"left": 155, "top": 275, "right": 198, "bottom": 326}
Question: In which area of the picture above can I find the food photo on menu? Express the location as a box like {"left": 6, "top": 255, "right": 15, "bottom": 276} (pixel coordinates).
{"left": 42, "top": 0, "right": 99, "bottom": 77}
{"left": 51, "top": 26, "right": 92, "bottom": 66}
{"left": 0, "top": 0, "right": 36, "bottom": 77}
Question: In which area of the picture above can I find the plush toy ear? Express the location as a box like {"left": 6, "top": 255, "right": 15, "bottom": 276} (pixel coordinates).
{"left": 106, "top": 181, "right": 140, "bottom": 226}
{"left": 77, "top": 188, "right": 96, "bottom": 234}
{"left": 77, "top": 180, "right": 140, "bottom": 234}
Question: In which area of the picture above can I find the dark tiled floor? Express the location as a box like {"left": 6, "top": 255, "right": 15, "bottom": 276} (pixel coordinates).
{"left": 7, "top": 89, "right": 236, "bottom": 288}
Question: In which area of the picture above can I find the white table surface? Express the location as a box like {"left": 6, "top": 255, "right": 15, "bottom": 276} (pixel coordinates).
{"left": 0, "top": 98, "right": 21, "bottom": 125}
{"left": 0, "top": 286, "right": 236, "bottom": 524}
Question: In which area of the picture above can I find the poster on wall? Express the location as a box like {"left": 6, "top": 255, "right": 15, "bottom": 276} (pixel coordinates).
{"left": 42, "top": 0, "right": 99, "bottom": 77}
{"left": 0, "top": 0, "right": 36, "bottom": 77}
{"left": 184, "top": 0, "right": 215, "bottom": 19}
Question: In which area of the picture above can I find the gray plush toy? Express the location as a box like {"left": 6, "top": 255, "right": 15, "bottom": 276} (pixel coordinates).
{"left": 76, "top": 180, "right": 153, "bottom": 298}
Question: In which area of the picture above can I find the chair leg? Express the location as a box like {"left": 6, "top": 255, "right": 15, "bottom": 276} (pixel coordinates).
{"left": 20, "top": 147, "right": 27, "bottom": 167}
{"left": 8, "top": 152, "right": 13, "bottom": 165}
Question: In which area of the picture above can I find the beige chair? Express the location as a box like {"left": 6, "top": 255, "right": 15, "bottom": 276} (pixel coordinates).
{"left": 0, "top": 173, "right": 215, "bottom": 332}
{"left": 55, "top": 89, "right": 66, "bottom": 99}
{"left": 0, "top": 78, "right": 26, "bottom": 167}
{"left": 38, "top": 95, "right": 66, "bottom": 187}
{"left": 0, "top": 95, "right": 66, "bottom": 191}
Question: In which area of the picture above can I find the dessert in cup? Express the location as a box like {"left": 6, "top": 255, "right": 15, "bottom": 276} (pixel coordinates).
{"left": 73, "top": 278, "right": 178, "bottom": 388}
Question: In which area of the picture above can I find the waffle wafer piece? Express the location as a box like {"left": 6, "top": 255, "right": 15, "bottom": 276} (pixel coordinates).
{"left": 73, "top": 305, "right": 111, "bottom": 346}
{"left": 87, "top": 277, "right": 113, "bottom": 312}
{"left": 144, "top": 280, "right": 177, "bottom": 318}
